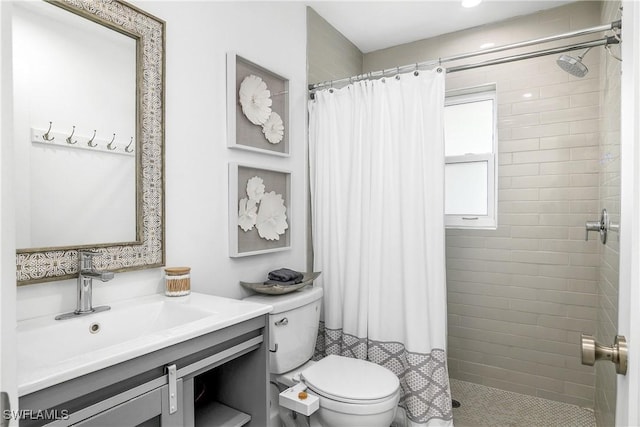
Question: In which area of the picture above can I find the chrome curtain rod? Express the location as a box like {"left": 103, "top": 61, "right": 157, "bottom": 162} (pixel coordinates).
{"left": 308, "top": 20, "right": 621, "bottom": 93}
{"left": 448, "top": 36, "right": 618, "bottom": 73}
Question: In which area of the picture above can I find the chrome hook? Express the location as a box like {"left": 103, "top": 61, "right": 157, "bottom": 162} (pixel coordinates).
{"left": 87, "top": 130, "right": 97, "bottom": 147}
{"left": 42, "top": 121, "right": 55, "bottom": 141}
{"left": 66, "top": 126, "right": 77, "bottom": 145}
{"left": 125, "top": 137, "right": 134, "bottom": 153}
{"left": 106, "top": 134, "right": 117, "bottom": 151}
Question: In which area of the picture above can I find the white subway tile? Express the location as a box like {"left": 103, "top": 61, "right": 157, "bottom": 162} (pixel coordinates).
{"left": 512, "top": 123, "right": 570, "bottom": 139}
{"left": 512, "top": 149, "right": 571, "bottom": 164}
{"left": 512, "top": 96, "right": 570, "bottom": 115}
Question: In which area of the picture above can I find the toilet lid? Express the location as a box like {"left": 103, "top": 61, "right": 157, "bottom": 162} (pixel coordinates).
{"left": 301, "top": 355, "right": 399, "bottom": 403}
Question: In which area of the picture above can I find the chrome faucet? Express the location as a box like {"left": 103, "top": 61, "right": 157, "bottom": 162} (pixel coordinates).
{"left": 55, "top": 250, "right": 114, "bottom": 320}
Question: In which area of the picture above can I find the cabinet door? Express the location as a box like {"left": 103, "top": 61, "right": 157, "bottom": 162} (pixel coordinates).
{"left": 71, "top": 380, "right": 183, "bottom": 427}
{"left": 72, "top": 387, "right": 161, "bottom": 427}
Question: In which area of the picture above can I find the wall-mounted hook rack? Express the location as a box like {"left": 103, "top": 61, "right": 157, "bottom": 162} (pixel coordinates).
{"left": 31, "top": 125, "right": 134, "bottom": 157}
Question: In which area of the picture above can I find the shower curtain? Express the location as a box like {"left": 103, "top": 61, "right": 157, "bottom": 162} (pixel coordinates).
{"left": 308, "top": 69, "right": 453, "bottom": 427}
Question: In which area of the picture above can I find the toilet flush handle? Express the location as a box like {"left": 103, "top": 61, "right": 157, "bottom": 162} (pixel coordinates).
{"left": 269, "top": 318, "right": 288, "bottom": 352}
{"left": 275, "top": 317, "right": 289, "bottom": 326}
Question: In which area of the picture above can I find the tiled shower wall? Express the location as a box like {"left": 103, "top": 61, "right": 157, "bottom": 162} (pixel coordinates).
{"left": 595, "top": 2, "right": 621, "bottom": 425}
{"left": 364, "top": 2, "right": 606, "bottom": 408}
{"left": 306, "top": 7, "right": 364, "bottom": 272}
{"left": 306, "top": 7, "right": 363, "bottom": 89}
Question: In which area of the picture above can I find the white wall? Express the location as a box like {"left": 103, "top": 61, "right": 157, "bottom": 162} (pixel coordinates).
{"left": 1, "top": 1, "right": 18, "bottom": 421}
{"left": 15, "top": 1, "right": 308, "bottom": 320}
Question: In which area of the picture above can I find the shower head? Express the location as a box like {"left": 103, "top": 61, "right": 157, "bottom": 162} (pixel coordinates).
{"left": 556, "top": 48, "right": 592, "bottom": 78}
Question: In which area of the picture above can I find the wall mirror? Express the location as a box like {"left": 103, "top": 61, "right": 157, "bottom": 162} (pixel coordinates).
{"left": 13, "top": 0, "right": 165, "bottom": 285}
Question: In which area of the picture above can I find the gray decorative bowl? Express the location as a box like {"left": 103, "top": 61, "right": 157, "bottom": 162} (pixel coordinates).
{"left": 240, "top": 271, "right": 321, "bottom": 295}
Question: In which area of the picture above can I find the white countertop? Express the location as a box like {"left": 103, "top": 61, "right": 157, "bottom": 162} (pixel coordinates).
{"left": 17, "top": 292, "right": 272, "bottom": 396}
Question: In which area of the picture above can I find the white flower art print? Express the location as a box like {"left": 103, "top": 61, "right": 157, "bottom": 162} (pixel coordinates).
{"left": 238, "top": 198, "right": 257, "bottom": 232}
{"left": 239, "top": 75, "right": 272, "bottom": 125}
{"left": 239, "top": 176, "right": 288, "bottom": 240}
{"left": 246, "top": 176, "right": 265, "bottom": 202}
{"left": 255, "top": 191, "right": 288, "bottom": 240}
{"left": 262, "top": 112, "right": 284, "bottom": 144}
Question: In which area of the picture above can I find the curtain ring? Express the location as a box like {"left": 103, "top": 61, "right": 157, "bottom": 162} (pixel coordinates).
{"left": 414, "top": 63, "right": 420, "bottom": 76}
{"left": 437, "top": 67, "right": 443, "bottom": 73}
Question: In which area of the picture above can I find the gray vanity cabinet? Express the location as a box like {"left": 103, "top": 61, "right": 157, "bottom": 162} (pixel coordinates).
{"left": 72, "top": 381, "right": 183, "bottom": 427}
{"left": 19, "top": 315, "right": 269, "bottom": 427}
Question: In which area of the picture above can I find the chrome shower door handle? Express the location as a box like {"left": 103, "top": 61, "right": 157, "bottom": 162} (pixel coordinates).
{"left": 581, "top": 333, "right": 627, "bottom": 375}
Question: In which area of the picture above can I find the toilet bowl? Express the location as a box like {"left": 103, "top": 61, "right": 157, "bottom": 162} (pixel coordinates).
{"left": 244, "top": 286, "right": 400, "bottom": 427}
{"left": 301, "top": 355, "right": 400, "bottom": 426}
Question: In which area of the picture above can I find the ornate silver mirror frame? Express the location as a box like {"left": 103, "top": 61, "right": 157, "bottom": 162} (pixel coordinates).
{"left": 16, "top": 0, "right": 165, "bottom": 285}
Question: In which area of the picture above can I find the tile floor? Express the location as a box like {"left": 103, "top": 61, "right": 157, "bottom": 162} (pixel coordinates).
{"left": 450, "top": 379, "right": 596, "bottom": 427}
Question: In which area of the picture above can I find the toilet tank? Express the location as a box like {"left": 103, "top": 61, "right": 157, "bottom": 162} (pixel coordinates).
{"left": 244, "top": 286, "right": 323, "bottom": 374}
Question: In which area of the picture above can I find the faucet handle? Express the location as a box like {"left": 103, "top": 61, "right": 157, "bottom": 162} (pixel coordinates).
{"left": 78, "top": 250, "right": 100, "bottom": 256}
{"left": 78, "top": 250, "right": 101, "bottom": 270}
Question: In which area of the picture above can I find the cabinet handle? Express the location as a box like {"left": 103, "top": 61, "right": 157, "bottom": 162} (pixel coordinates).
{"left": 166, "top": 364, "right": 178, "bottom": 414}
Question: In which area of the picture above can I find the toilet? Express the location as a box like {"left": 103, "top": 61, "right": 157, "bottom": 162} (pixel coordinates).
{"left": 244, "top": 286, "right": 400, "bottom": 427}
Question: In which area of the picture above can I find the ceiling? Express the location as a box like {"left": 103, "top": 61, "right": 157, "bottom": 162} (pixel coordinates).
{"left": 307, "top": 1, "right": 576, "bottom": 53}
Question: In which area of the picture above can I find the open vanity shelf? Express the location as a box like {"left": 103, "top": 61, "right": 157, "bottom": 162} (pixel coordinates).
{"left": 195, "top": 401, "right": 251, "bottom": 427}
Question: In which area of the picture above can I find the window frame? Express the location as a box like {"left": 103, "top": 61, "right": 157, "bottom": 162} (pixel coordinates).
{"left": 444, "top": 85, "right": 498, "bottom": 230}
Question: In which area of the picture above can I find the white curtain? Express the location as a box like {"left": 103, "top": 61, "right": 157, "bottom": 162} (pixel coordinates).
{"left": 309, "top": 69, "right": 452, "bottom": 426}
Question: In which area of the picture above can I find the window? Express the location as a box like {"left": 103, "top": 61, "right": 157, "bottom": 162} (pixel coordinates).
{"left": 444, "top": 85, "right": 497, "bottom": 229}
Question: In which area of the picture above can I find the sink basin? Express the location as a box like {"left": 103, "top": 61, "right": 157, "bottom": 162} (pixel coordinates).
{"left": 17, "top": 293, "right": 272, "bottom": 396}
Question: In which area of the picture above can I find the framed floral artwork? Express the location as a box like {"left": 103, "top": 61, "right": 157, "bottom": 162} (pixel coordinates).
{"left": 227, "top": 52, "right": 289, "bottom": 156}
{"left": 229, "top": 163, "right": 291, "bottom": 257}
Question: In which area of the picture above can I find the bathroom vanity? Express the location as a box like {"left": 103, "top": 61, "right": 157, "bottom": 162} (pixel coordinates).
{"left": 17, "top": 293, "right": 271, "bottom": 427}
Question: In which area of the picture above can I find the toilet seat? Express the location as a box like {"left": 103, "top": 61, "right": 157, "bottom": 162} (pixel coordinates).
{"left": 301, "top": 355, "right": 400, "bottom": 404}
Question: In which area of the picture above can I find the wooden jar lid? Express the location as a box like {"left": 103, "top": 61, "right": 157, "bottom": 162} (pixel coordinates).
{"left": 165, "top": 267, "right": 191, "bottom": 275}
